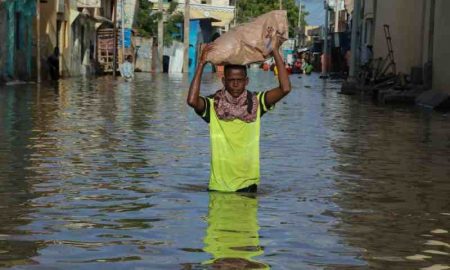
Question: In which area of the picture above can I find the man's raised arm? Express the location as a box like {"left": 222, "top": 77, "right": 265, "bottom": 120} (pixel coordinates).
{"left": 187, "top": 44, "right": 214, "bottom": 114}
{"left": 265, "top": 35, "right": 292, "bottom": 107}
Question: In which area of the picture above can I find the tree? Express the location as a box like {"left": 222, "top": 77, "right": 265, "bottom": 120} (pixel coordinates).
{"left": 235, "top": 0, "right": 309, "bottom": 37}
{"left": 136, "top": 0, "right": 183, "bottom": 46}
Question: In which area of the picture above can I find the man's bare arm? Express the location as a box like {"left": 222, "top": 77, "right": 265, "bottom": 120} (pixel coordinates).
{"left": 265, "top": 35, "right": 292, "bottom": 107}
{"left": 187, "top": 44, "right": 214, "bottom": 113}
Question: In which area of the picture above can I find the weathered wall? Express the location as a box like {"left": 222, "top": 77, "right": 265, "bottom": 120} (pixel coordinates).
{"left": 2, "top": 0, "right": 36, "bottom": 80}
{"left": 38, "top": 1, "right": 58, "bottom": 80}
{"left": 134, "top": 36, "right": 153, "bottom": 72}
{"left": 59, "top": 0, "right": 73, "bottom": 77}
{"left": 373, "top": 0, "right": 425, "bottom": 74}
{"left": 432, "top": 0, "right": 450, "bottom": 94}
{"left": 40, "top": 1, "right": 58, "bottom": 59}
{"left": 0, "top": 6, "right": 6, "bottom": 79}
{"left": 70, "top": 15, "right": 96, "bottom": 76}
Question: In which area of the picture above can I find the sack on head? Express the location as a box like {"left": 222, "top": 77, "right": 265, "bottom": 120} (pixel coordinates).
{"left": 206, "top": 10, "right": 288, "bottom": 65}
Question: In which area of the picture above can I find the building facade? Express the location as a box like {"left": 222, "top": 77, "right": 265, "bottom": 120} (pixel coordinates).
{"left": 38, "top": 0, "right": 118, "bottom": 78}
{"left": 352, "top": 0, "right": 450, "bottom": 94}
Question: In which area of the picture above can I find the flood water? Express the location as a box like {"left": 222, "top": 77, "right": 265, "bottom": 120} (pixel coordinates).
{"left": 0, "top": 71, "right": 449, "bottom": 269}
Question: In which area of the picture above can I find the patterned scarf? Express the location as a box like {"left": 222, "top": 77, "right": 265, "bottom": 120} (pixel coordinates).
{"left": 213, "top": 89, "right": 258, "bottom": 123}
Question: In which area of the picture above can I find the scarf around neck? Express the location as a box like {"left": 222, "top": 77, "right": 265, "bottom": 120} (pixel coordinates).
{"left": 213, "top": 89, "right": 258, "bottom": 123}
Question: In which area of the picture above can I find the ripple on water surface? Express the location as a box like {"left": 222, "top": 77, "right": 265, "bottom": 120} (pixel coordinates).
{"left": 0, "top": 72, "right": 449, "bottom": 269}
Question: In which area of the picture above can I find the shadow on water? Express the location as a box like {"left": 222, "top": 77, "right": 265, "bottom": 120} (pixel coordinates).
{"left": 0, "top": 71, "right": 449, "bottom": 269}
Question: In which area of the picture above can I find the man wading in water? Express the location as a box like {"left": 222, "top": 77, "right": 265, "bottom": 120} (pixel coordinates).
{"left": 187, "top": 35, "right": 291, "bottom": 193}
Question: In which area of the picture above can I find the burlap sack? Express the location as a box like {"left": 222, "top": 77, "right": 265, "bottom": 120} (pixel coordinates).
{"left": 206, "top": 10, "right": 288, "bottom": 65}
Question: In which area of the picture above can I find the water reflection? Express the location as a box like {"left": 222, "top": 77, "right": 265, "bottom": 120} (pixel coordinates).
{"left": 203, "top": 192, "right": 268, "bottom": 269}
{"left": 0, "top": 84, "right": 42, "bottom": 267}
{"left": 328, "top": 95, "right": 450, "bottom": 269}
{"left": 0, "top": 72, "right": 449, "bottom": 269}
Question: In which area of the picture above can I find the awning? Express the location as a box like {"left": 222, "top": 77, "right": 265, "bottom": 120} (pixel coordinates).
{"left": 189, "top": 13, "right": 221, "bottom": 23}
{"left": 178, "top": 4, "right": 235, "bottom": 28}
{"left": 93, "top": 15, "right": 113, "bottom": 25}
{"left": 70, "top": 8, "right": 101, "bottom": 25}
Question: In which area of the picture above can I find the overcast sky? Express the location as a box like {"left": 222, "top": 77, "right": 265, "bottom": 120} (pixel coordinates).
{"left": 299, "top": 0, "right": 325, "bottom": 26}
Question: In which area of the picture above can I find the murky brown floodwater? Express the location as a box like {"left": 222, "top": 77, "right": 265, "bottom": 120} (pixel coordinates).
{"left": 0, "top": 71, "right": 449, "bottom": 269}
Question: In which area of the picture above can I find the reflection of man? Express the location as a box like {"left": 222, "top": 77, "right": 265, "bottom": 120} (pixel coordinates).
{"left": 203, "top": 192, "right": 269, "bottom": 269}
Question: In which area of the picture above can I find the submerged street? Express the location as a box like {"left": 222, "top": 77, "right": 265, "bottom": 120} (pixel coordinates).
{"left": 0, "top": 70, "right": 449, "bottom": 269}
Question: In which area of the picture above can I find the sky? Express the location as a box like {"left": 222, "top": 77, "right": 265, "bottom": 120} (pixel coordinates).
{"left": 299, "top": 0, "right": 325, "bottom": 26}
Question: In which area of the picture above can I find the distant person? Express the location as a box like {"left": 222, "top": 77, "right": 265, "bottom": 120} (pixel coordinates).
{"left": 47, "top": 47, "right": 59, "bottom": 80}
{"left": 187, "top": 35, "right": 291, "bottom": 192}
{"left": 293, "top": 58, "right": 302, "bottom": 74}
{"left": 119, "top": 55, "right": 135, "bottom": 81}
{"left": 303, "top": 59, "right": 313, "bottom": 75}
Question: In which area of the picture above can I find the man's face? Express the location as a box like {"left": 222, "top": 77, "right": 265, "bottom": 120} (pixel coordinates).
{"left": 222, "top": 68, "right": 249, "bottom": 98}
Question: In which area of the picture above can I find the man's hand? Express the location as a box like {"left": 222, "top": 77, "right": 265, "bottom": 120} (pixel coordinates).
{"left": 187, "top": 43, "right": 215, "bottom": 113}
{"left": 271, "top": 33, "right": 286, "bottom": 54}
{"left": 199, "top": 43, "right": 215, "bottom": 66}
{"left": 265, "top": 32, "right": 291, "bottom": 107}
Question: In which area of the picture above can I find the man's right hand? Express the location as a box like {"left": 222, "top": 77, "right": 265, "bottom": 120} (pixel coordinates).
{"left": 187, "top": 43, "right": 215, "bottom": 113}
{"left": 271, "top": 33, "right": 286, "bottom": 55}
{"left": 199, "top": 43, "right": 215, "bottom": 66}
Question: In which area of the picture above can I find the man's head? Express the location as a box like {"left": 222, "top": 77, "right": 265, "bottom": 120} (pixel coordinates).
{"left": 126, "top": 55, "right": 133, "bottom": 62}
{"left": 222, "top": 65, "right": 249, "bottom": 98}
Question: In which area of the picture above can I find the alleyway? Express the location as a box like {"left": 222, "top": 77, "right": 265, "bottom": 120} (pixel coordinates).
{"left": 0, "top": 71, "right": 449, "bottom": 269}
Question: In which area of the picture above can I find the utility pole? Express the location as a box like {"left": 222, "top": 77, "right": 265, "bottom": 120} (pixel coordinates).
{"left": 297, "top": 0, "right": 302, "bottom": 48}
{"left": 121, "top": 0, "right": 126, "bottom": 61}
{"left": 183, "top": 0, "right": 190, "bottom": 73}
{"left": 113, "top": 0, "right": 118, "bottom": 77}
{"left": 335, "top": 0, "right": 340, "bottom": 32}
{"left": 158, "top": 0, "right": 164, "bottom": 73}
{"left": 36, "top": 0, "right": 41, "bottom": 83}
{"left": 279, "top": 0, "right": 282, "bottom": 10}
{"left": 321, "top": 1, "right": 329, "bottom": 78}
{"left": 349, "top": 0, "right": 362, "bottom": 78}
{"left": 234, "top": 0, "right": 237, "bottom": 27}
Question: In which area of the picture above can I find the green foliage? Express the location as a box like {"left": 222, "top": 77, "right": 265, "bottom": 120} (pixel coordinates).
{"left": 235, "top": 0, "right": 309, "bottom": 37}
{"left": 164, "top": 12, "right": 184, "bottom": 46}
{"left": 136, "top": 0, "right": 183, "bottom": 46}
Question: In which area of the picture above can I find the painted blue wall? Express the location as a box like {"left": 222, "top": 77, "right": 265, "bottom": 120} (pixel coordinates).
{"left": 188, "top": 20, "right": 200, "bottom": 74}
{"left": 2, "top": 0, "right": 35, "bottom": 78}
{"left": 188, "top": 19, "right": 214, "bottom": 74}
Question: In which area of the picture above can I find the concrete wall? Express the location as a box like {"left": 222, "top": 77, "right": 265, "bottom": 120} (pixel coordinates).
{"left": 373, "top": 0, "right": 425, "bottom": 74}
{"left": 40, "top": 1, "right": 58, "bottom": 59}
{"left": 39, "top": 1, "right": 58, "bottom": 80}
{"left": 134, "top": 36, "right": 153, "bottom": 72}
{"left": 70, "top": 16, "right": 96, "bottom": 76}
{"left": 59, "top": 0, "right": 73, "bottom": 77}
{"left": 211, "top": 0, "right": 230, "bottom": 6}
{"left": 432, "top": 0, "right": 450, "bottom": 94}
